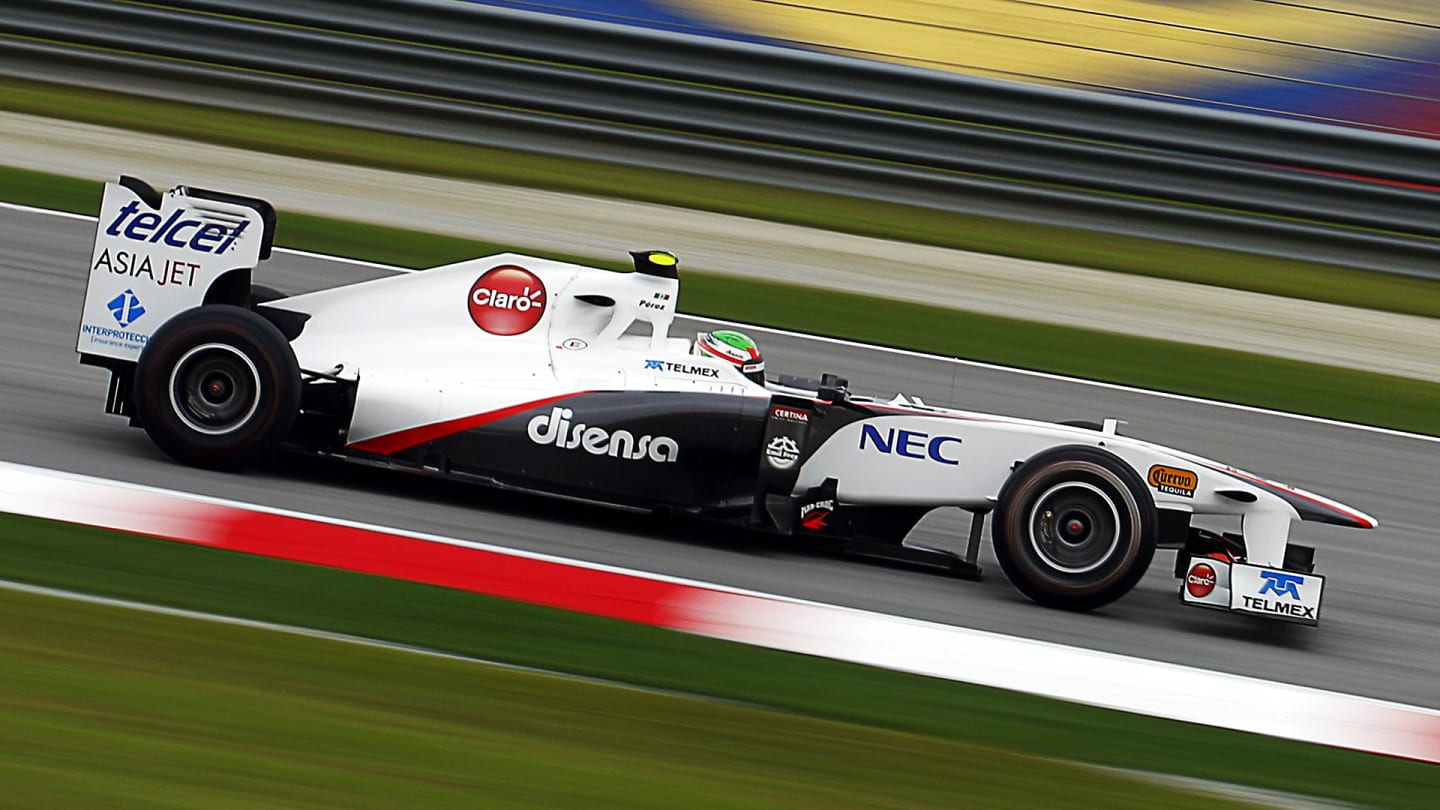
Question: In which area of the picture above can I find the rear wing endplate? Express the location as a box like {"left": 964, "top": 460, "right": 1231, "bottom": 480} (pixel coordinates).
{"left": 76, "top": 176, "right": 275, "bottom": 364}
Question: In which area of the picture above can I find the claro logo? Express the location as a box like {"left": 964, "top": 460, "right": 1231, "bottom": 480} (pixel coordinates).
{"left": 1148, "top": 465, "right": 1198, "bottom": 498}
{"left": 469, "top": 265, "right": 547, "bottom": 335}
{"left": 1186, "top": 562, "right": 1217, "bottom": 598}
{"left": 526, "top": 407, "right": 678, "bottom": 463}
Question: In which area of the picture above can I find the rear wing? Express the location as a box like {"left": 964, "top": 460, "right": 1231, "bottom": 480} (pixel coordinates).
{"left": 77, "top": 176, "right": 275, "bottom": 364}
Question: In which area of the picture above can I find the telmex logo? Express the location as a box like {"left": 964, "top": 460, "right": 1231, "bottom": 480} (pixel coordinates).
{"left": 859, "top": 424, "right": 961, "bottom": 466}
{"left": 1258, "top": 570, "right": 1304, "bottom": 600}
{"left": 526, "top": 407, "right": 678, "bottom": 463}
{"left": 1148, "top": 464, "right": 1198, "bottom": 497}
{"left": 469, "top": 265, "right": 547, "bottom": 335}
{"left": 1186, "top": 562, "right": 1216, "bottom": 598}
{"left": 106, "top": 201, "right": 249, "bottom": 254}
{"left": 1242, "top": 570, "right": 1315, "bottom": 619}
{"left": 644, "top": 359, "right": 719, "bottom": 378}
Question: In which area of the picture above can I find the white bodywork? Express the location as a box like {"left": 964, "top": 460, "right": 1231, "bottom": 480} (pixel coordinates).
{"left": 260, "top": 246, "right": 1372, "bottom": 570}
{"left": 789, "top": 403, "right": 1370, "bottom": 567}
{"left": 269, "top": 253, "right": 768, "bottom": 447}
{"left": 77, "top": 179, "right": 1378, "bottom": 624}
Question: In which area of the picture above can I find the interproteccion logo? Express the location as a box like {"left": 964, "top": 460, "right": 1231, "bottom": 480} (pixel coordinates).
{"left": 106, "top": 289, "right": 145, "bottom": 328}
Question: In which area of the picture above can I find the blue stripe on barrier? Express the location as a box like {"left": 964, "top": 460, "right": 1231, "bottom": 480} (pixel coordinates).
{"left": 459, "top": 0, "right": 777, "bottom": 44}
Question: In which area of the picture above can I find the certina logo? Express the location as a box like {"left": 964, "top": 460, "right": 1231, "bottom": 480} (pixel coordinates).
{"left": 770, "top": 406, "right": 808, "bottom": 423}
{"left": 1185, "top": 562, "right": 1216, "bottom": 598}
{"left": 859, "top": 424, "right": 961, "bottom": 466}
{"left": 1148, "top": 465, "right": 1198, "bottom": 497}
{"left": 643, "top": 359, "right": 719, "bottom": 378}
{"left": 469, "top": 265, "right": 547, "bottom": 336}
{"left": 106, "top": 289, "right": 145, "bottom": 328}
{"left": 1241, "top": 570, "right": 1315, "bottom": 620}
{"left": 765, "top": 435, "right": 800, "bottom": 469}
{"left": 106, "top": 201, "right": 249, "bottom": 253}
{"left": 526, "top": 407, "right": 678, "bottom": 463}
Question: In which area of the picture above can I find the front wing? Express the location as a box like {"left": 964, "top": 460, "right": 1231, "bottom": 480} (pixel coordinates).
{"left": 1180, "top": 558, "right": 1325, "bottom": 625}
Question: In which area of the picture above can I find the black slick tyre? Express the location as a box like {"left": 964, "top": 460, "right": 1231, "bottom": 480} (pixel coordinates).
{"left": 992, "top": 446, "right": 1157, "bottom": 611}
{"left": 133, "top": 305, "right": 301, "bottom": 469}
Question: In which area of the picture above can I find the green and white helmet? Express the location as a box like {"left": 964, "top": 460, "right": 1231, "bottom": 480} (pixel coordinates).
{"left": 693, "top": 329, "right": 765, "bottom": 384}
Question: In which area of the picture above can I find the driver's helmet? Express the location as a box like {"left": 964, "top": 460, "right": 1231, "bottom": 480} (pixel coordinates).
{"left": 693, "top": 329, "right": 765, "bottom": 384}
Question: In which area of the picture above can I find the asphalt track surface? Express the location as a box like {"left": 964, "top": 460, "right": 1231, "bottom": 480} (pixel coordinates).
{"left": 3, "top": 206, "right": 1438, "bottom": 709}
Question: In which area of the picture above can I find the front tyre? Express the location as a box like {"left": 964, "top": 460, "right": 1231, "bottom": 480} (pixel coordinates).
{"left": 992, "top": 446, "right": 1156, "bottom": 611}
{"left": 133, "top": 306, "right": 301, "bottom": 469}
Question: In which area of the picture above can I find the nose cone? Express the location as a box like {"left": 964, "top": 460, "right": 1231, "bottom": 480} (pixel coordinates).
{"left": 1265, "top": 481, "right": 1379, "bottom": 529}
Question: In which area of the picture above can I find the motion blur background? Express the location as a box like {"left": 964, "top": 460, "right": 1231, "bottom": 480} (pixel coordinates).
{"left": 490, "top": 0, "right": 1440, "bottom": 134}
{"left": 2, "top": 2, "right": 1439, "bottom": 808}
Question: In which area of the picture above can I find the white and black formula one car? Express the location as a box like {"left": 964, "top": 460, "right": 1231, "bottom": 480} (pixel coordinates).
{"left": 76, "top": 177, "right": 1378, "bottom": 624}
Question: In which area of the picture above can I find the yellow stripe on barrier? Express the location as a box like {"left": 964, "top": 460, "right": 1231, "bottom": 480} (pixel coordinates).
{"left": 680, "top": 1, "right": 1440, "bottom": 91}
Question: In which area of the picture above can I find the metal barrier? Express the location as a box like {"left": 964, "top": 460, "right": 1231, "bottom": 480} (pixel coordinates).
{"left": 4, "top": 0, "right": 1440, "bottom": 277}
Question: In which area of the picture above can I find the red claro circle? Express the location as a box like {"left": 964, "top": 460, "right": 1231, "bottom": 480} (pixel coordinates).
{"left": 1186, "top": 562, "right": 1217, "bottom": 598}
{"left": 468, "top": 265, "right": 547, "bottom": 335}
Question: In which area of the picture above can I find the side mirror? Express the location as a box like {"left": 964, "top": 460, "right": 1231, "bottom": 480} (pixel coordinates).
{"left": 817, "top": 373, "right": 849, "bottom": 402}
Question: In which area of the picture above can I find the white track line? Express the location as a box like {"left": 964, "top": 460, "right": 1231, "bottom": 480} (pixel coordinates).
{"left": 7, "top": 200, "right": 1435, "bottom": 444}
{"left": 0, "top": 575, "right": 1362, "bottom": 807}
{"left": 0, "top": 577, "right": 751, "bottom": 704}
{"left": 2, "top": 458, "right": 1436, "bottom": 763}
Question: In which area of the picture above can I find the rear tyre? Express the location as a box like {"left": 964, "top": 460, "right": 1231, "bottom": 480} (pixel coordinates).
{"left": 133, "top": 305, "right": 300, "bottom": 469}
{"left": 992, "top": 446, "right": 1156, "bottom": 611}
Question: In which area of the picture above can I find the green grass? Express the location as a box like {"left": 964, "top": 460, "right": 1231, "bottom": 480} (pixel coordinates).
{"left": 4, "top": 73, "right": 1440, "bottom": 318}
{"left": 2, "top": 513, "right": 1437, "bottom": 809}
{"left": 0, "top": 585, "right": 1249, "bottom": 810}
{"left": 8, "top": 163, "right": 1438, "bottom": 435}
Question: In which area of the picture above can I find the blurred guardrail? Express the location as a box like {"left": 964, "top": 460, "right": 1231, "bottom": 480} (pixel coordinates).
{"left": 735, "top": 0, "right": 1440, "bottom": 135}
{"left": 4, "top": 0, "right": 1440, "bottom": 278}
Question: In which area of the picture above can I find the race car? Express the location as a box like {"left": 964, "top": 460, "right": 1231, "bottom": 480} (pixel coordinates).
{"left": 76, "top": 177, "right": 1378, "bottom": 624}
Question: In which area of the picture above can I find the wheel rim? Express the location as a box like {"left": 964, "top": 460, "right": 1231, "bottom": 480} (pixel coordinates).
{"left": 168, "top": 343, "right": 261, "bottom": 435}
{"left": 1025, "top": 481, "right": 1122, "bottom": 575}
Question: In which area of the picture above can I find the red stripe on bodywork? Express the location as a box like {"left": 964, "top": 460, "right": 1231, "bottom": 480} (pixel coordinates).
{"left": 349, "top": 392, "right": 586, "bottom": 455}
{"left": 1198, "top": 462, "right": 1378, "bottom": 529}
